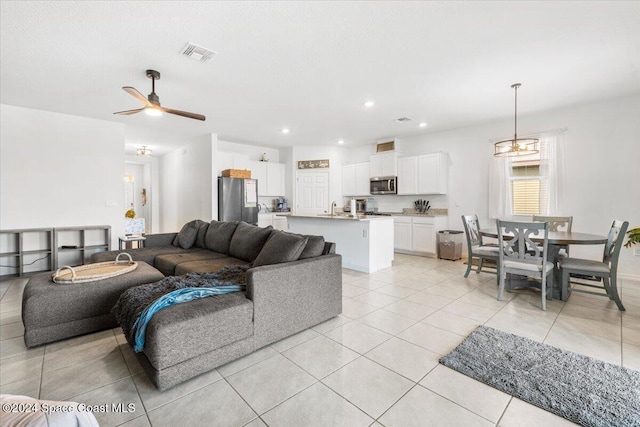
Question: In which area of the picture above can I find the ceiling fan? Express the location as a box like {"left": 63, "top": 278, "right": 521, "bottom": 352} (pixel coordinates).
{"left": 114, "top": 69, "right": 205, "bottom": 121}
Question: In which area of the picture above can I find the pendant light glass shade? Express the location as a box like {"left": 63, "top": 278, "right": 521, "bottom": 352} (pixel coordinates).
{"left": 494, "top": 83, "right": 539, "bottom": 157}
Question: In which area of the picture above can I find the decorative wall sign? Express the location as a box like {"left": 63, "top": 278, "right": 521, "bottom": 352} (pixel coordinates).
{"left": 297, "top": 159, "right": 330, "bottom": 169}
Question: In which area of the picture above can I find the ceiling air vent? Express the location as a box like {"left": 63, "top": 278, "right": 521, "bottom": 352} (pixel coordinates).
{"left": 180, "top": 42, "right": 217, "bottom": 63}
{"left": 395, "top": 117, "right": 412, "bottom": 123}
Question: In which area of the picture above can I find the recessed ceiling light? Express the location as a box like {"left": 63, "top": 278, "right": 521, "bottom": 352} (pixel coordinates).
{"left": 364, "top": 101, "right": 374, "bottom": 108}
{"left": 281, "top": 128, "right": 290, "bottom": 134}
{"left": 338, "top": 140, "right": 345, "bottom": 145}
{"left": 419, "top": 122, "right": 428, "bottom": 128}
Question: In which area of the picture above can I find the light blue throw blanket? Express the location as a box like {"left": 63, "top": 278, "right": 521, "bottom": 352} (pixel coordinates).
{"left": 112, "top": 267, "right": 248, "bottom": 352}
{"left": 131, "top": 285, "right": 243, "bottom": 352}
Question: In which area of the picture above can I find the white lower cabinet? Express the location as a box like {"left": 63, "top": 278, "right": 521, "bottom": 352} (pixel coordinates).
{"left": 411, "top": 218, "right": 436, "bottom": 254}
{"left": 258, "top": 213, "right": 288, "bottom": 230}
{"left": 257, "top": 214, "right": 272, "bottom": 228}
{"left": 273, "top": 215, "right": 288, "bottom": 231}
{"left": 392, "top": 216, "right": 412, "bottom": 251}
{"left": 393, "top": 215, "right": 448, "bottom": 256}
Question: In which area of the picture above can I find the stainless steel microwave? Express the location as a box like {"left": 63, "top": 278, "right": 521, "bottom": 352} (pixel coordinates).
{"left": 370, "top": 176, "right": 397, "bottom": 195}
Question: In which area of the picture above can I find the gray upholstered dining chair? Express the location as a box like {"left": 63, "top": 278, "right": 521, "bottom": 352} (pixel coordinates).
{"left": 497, "top": 219, "right": 554, "bottom": 311}
{"left": 533, "top": 215, "right": 573, "bottom": 256}
{"left": 461, "top": 215, "right": 500, "bottom": 278}
{"left": 559, "top": 220, "right": 629, "bottom": 311}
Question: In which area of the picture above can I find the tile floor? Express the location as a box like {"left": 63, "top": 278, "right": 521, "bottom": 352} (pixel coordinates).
{"left": 1, "top": 254, "right": 639, "bottom": 427}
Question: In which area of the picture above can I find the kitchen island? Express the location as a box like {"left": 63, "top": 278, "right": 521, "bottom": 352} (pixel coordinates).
{"left": 287, "top": 215, "right": 394, "bottom": 273}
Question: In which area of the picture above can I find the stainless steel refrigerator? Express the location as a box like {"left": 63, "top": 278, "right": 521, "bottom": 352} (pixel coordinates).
{"left": 218, "top": 177, "right": 259, "bottom": 224}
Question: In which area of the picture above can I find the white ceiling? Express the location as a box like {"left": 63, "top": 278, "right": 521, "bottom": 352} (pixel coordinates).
{"left": 2, "top": 1, "right": 639, "bottom": 155}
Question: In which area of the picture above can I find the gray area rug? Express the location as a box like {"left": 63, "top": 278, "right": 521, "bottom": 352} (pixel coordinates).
{"left": 440, "top": 326, "right": 640, "bottom": 427}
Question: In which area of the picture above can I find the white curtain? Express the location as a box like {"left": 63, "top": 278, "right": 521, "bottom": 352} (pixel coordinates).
{"left": 539, "top": 132, "right": 566, "bottom": 215}
{"left": 488, "top": 156, "right": 511, "bottom": 219}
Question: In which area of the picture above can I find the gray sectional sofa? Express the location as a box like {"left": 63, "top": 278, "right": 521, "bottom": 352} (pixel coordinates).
{"left": 90, "top": 220, "right": 342, "bottom": 390}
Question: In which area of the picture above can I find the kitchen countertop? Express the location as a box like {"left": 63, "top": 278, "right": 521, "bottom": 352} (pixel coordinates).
{"left": 376, "top": 208, "right": 448, "bottom": 217}
{"left": 288, "top": 214, "right": 394, "bottom": 221}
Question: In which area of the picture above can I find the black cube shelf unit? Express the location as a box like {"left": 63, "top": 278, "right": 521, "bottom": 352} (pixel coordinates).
{"left": 0, "top": 225, "right": 111, "bottom": 279}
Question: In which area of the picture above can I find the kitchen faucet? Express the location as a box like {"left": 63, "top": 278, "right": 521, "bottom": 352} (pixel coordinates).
{"left": 330, "top": 201, "right": 337, "bottom": 216}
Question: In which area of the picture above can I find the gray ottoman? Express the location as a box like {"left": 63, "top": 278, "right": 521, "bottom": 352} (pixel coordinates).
{"left": 22, "top": 262, "right": 164, "bottom": 347}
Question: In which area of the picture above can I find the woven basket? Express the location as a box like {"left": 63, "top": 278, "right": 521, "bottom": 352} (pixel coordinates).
{"left": 52, "top": 253, "right": 138, "bottom": 284}
{"left": 221, "top": 169, "right": 251, "bottom": 178}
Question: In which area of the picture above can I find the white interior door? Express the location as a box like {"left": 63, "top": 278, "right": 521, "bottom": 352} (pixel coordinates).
{"left": 296, "top": 171, "right": 329, "bottom": 215}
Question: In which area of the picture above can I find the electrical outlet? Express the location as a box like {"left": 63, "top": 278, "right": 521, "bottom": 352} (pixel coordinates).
{"left": 635, "top": 246, "right": 640, "bottom": 256}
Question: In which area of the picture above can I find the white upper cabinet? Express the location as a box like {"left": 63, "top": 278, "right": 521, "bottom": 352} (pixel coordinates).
{"left": 266, "top": 162, "right": 285, "bottom": 196}
{"left": 397, "top": 156, "right": 418, "bottom": 195}
{"left": 395, "top": 153, "right": 448, "bottom": 195}
{"left": 355, "top": 163, "right": 370, "bottom": 196}
{"left": 418, "top": 153, "right": 448, "bottom": 195}
{"left": 369, "top": 152, "right": 397, "bottom": 177}
{"left": 218, "top": 152, "right": 250, "bottom": 175}
{"left": 342, "top": 162, "right": 370, "bottom": 196}
{"left": 342, "top": 164, "right": 356, "bottom": 196}
{"left": 249, "top": 161, "right": 285, "bottom": 196}
{"left": 251, "top": 161, "right": 267, "bottom": 188}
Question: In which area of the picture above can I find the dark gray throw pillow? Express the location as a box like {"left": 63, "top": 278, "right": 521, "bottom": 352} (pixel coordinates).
{"left": 204, "top": 221, "right": 239, "bottom": 254}
{"left": 195, "top": 220, "right": 209, "bottom": 248}
{"left": 229, "top": 222, "right": 273, "bottom": 262}
{"left": 252, "top": 230, "right": 309, "bottom": 267}
{"left": 173, "top": 220, "right": 199, "bottom": 249}
{"left": 299, "top": 235, "right": 326, "bottom": 259}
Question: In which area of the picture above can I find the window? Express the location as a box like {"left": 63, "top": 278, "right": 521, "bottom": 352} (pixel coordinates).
{"left": 509, "top": 149, "right": 549, "bottom": 215}
{"left": 488, "top": 131, "right": 564, "bottom": 219}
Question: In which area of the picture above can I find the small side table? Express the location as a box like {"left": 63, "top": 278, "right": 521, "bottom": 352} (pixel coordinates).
{"left": 119, "top": 235, "right": 146, "bottom": 250}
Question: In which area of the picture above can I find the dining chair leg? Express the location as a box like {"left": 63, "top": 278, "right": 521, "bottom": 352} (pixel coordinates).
{"left": 498, "top": 270, "right": 505, "bottom": 301}
{"left": 606, "top": 276, "right": 626, "bottom": 311}
{"left": 477, "top": 258, "right": 484, "bottom": 274}
{"left": 541, "top": 273, "right": 547, "bottom": 311}
{"left": 464, "top": 258, "right": 472, "bottom": 278}
{"left": 561, "top": 269, "right": 570, "bottom": 301}
{"left": 602, "top": 277, "right": 611, "bottom": 295}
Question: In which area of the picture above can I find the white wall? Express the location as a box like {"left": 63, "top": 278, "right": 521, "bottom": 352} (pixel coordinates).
{"left": 0, "top": 104, "right": 125, "bottom": 249}
{"left": 218, "top": 140, "right": 280, "bottom": 163}
{"left": 159, "top": 135, "right": 214, "bottom": 231}
{"left": 347, "top": 95, "right": 640, "bottom": 277}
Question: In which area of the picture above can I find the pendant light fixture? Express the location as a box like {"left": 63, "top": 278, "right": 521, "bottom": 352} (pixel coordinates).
{"left": 136, "top": 146, "right": 152, "bottom": 157}
{"left": 494, "top": 83, "right": 539, "bottom": 157}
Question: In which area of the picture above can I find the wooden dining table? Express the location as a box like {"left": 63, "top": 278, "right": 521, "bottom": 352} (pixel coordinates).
{"left": 479, "top": 229, "right": 608, "bottom": 299}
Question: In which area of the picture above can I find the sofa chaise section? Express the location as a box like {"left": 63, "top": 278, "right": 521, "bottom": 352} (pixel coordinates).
{"left": 135, "top": 252, "right": 343, "bottom": 390}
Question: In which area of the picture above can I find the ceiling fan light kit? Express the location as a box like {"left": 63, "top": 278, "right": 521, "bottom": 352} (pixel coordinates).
{"left": 114, "top": 69, "right": 205, "bottom": 121}
{"left": 136, "top": 146, "right": 152, "bottom": 157}
{"left": 494, "top": 83, "right": 539, "bottom": 157}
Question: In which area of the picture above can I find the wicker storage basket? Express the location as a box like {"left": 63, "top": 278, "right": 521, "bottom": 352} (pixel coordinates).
{"left": 221, "top": 169, "right": 251, "bottom": 178}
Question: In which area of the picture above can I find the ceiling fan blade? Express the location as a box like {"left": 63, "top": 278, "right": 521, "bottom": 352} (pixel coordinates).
{"left": 113, "top": 107, "right": 144, "bottom": 115}
{"left": 160, "top": 106, "right": 206, "bottom": 121}
{"left": 122, "top": 86, "right": 152, "bottom": 106}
